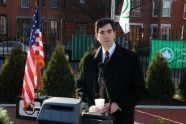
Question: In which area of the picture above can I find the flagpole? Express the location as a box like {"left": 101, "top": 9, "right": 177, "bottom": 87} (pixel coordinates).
{"left": 181, "top": 26, "right": 184, "bottom": 78}
{"left": 37, "top": 0, "right": 40, "bottom": 29}
{"left": 35, "top": 0, "right": 42, "bottom": 99}
{"left": 111, "top": 0, "right": 115, "bottom": 19}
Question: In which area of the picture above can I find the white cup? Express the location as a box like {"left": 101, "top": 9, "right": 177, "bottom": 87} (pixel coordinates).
{"left": 95, "top": 98, "right": 105, "bottom": 109}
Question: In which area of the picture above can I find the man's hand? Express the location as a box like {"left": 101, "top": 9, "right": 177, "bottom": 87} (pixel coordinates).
{"left": 88, "top": 105, "right": 109, "bottom": 113}
{"left": 110, "top": 103, "right": 120, "bottom": 113}
{"left": 102, "top": 103, "right": 120, "bottom": 113}
{"left": 89, "top": 105, "right": 100, "bottom": 112}
{"left": 89, "top": 103, "right": 120, "bottom": 114}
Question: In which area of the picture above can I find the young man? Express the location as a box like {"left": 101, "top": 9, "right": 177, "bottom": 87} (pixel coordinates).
{"left": 77, "top": 18, "right": 145, "bottom": 124}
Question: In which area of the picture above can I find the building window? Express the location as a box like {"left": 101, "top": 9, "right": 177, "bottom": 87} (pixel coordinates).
{"left": 0, "top": 16, "right": 7, "bottom": 34}
{"left": 49, "top": 20, "right": 57, "bottom": 33}
{"left": 161, "top": 24, "right": 171, "bottom": 40}
{"left": 152, "top": 0, "right": 159, "bottom": 17}
{"left": 75, "top": 23, "right": 88, "bottom": 35}
{"left": 79, "top": 0, "right": 86, "bottom": 8}
{"left": 16, "top": 19, "right": 32, "bottom": 40}
{"left": 131, "top": 0, "right": 141, "bottom": 17}
{"left": 40, "top": 0, "right": 45, "bottom": 8}
{"left": 21, "top": 0, "right": 29, "bottom": 8}
{"left": 0, "top": 0, "right": 6, "bottom": 4}
{"left": 150, "top": 24, "right": 158, "bottom": 39}
{"left": 50, "top": 0, "right": 57, "bottom": 8}
{"left": 162, "top": 0, "right": 171, "bottom": 17}
{"left": 183, "top": 3, "right": 186, "bottom": 19}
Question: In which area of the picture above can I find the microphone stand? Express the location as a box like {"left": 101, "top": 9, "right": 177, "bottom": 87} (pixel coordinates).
{"left": 98, "top": 63, "right": 112, "bottom": 117}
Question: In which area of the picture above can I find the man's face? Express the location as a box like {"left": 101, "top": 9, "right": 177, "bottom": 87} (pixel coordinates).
{"left": 95, "top": 23, "right": 116, "bottom": 50}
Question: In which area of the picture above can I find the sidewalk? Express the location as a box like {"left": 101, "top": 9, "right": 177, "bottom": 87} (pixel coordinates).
{"left": 135, "top": 108, "right": 186, "bottom": 124}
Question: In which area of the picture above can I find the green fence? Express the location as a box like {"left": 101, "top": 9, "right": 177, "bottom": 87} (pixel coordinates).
{"left": 71, "top": 35, "right": 95, "bottom": 60}
{"left": 71, "top": 35, "right": 125, "bottom": 60}
{"left": 150, "top": 40, "right": 186, "bottom": 69}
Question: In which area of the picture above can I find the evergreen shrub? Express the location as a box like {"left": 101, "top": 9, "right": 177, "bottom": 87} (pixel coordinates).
{"left": 0, "top": 46, "right": 26, "bottom": 101}
{"left": 146, "top": 52, "right": 175, "bottom": 100}
{"left": 78, "top": 47, "right": 94, "bottom": 73}
{"left": 43, "top": 43, "right": 75, "bottom": 97}
{"left": 179, "top": 70, "right": 186, "bottom": 99}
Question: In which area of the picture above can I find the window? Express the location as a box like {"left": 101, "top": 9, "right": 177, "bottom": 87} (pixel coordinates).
{"left": 183, "top": 3, "right": 186, "bottom": 19}
{"left": 75, "top": 23, "right": 88, "bottom": 35}
{"left": 16, "top": 19, "right": 32, "bottom": 39}
{"left": 79, "top": 0, "right": 86, "bottom": 7}
{"left": 49, "top": 20, "right": 57, "bottom": 40}
{"left": 0, "top": 0, "right": 6, "bottom": 4}
{"left": 0, "top": 16, "right": 7, "bottom": 34}
{"left": 162, "top": 0, "right": 171, "bottom": 17}
{"left": 150, "top": 24, "right": 158, "bottom": 39}
{"left": 161, "top": 24, "right": 171, "bottom": 40}
{"left": 80, "top": 0, "right": 85, "bottom": 4}
{"left": 131, "top": 0, "right": 141, "bottom": 17}
{"left": 21, "top": 0, "right": 29, "bottom": 8}
{"left": 50, "top": 20, "right": 57, "bottom": 33}
{"left": 50, "top": 0, "right": 57, "bottom": 8}
{"left": 152, "top": 0, "right": 159, "bottom": 16}
{"left": 40, "top": 0, "right": 45, "bottom": 8}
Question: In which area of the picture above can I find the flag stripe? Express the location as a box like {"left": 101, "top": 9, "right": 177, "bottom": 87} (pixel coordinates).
{"left": 24, "top": 80, "right": 34, "bottom": 101}
{"left": 25, "top": 62, "right": 35, "bottom": 88}
{"left": 25, "top": 68, "right": 35, "bottom": 93}
{"left": 28, "top": 50, "right": 36, "bottom": 76}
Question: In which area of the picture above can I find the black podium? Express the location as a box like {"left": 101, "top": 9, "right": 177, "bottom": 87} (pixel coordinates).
{"left": 37, "top": 97, "right": 81, "bottom": 124}
{"left": 82, "top": 112, "right": 114, "bottom": 124}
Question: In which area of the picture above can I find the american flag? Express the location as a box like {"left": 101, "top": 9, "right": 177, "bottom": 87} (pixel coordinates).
{"left": 22, "top": 7, "right": 44, "bottom": 109}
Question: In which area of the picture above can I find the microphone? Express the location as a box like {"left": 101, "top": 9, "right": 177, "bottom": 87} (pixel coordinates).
{"left": 98, "top": 62, "right": 105, "bottom": 80}
{"left": 97, "top": 62, "right": 112, "bottom": 116}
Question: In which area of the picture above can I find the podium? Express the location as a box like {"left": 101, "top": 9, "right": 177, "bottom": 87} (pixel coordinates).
{"left": 37, "top": 97, "right": 81, "bottom": 124}
{"left": 37, "top": 97, "right": 114, "bottom": 124}
{"left": 82, "top": 112, "right": 114, "bottom": 124}
{"left": 16, "top": 96, "right": 47, "bottom": 120}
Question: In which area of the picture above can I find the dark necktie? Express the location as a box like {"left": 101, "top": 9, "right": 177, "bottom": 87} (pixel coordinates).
{"left": 104, "top": 51, "right": 110, "bottom": 64}
{"left": 99, "top": 51, "right": 110, "bottom": 98}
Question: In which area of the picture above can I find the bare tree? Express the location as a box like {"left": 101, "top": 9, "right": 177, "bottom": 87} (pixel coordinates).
{"left": 78, "top": 0, "right": 110, "bottom": 21}
{"left": 67, "top": 0, "right": 145, "bottom": 21}
{"left": 116, "top": 0, "right": 144, "bottom": 15}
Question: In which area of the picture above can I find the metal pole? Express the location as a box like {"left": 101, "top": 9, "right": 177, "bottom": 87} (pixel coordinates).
{"left": 181, "top": 26, "right": 185, "bottom": 80}
{"left": 181, "top": 26, "right": 184, "bottom": 40}
{"left": 111, "top": 0, "right": 115, "bottom": 19}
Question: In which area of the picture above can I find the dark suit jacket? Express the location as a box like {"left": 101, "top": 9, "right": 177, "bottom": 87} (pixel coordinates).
{"left": 77, "top": 44, "right": 145, "bottom": 124}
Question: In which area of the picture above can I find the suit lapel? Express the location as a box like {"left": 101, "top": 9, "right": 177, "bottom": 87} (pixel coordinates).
{"left": 108, "top": 44, "right": 122, "bottom": 63}
{"left": 90, "top": 47, "right": 102, "bottom": 99}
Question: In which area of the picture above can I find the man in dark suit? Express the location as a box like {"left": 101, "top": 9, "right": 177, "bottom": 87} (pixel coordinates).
{"left": 77, "top": 18, "right": 145, "bottom": 124}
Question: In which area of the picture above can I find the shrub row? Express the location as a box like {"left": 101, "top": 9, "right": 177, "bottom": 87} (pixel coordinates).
{"left": 0, "top": 45, "right": 185, "bottom": 102}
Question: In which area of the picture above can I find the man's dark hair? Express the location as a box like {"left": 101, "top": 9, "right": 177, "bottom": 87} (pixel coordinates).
{"left": 95, "top": 18, "right": 116, "bottom": 33}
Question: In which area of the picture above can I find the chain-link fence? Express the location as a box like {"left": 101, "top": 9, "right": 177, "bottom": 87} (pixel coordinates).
{"left": 0, "top": 20, "right": 186, "bottom": 87}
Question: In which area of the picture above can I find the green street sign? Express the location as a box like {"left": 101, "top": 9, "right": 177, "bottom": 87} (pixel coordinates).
{"left": 150, "top": 40, "right": 186, "bottom": 69}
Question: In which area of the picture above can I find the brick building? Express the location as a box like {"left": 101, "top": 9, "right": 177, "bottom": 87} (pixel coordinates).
{"left": 0, "top": 0, "right": 94, "bottom": 44}
{"left": 129, "top": 0, "right": 186, "bottom": 40}
{"left": 1, "top": 0, "right": 186, "bottom": 47}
